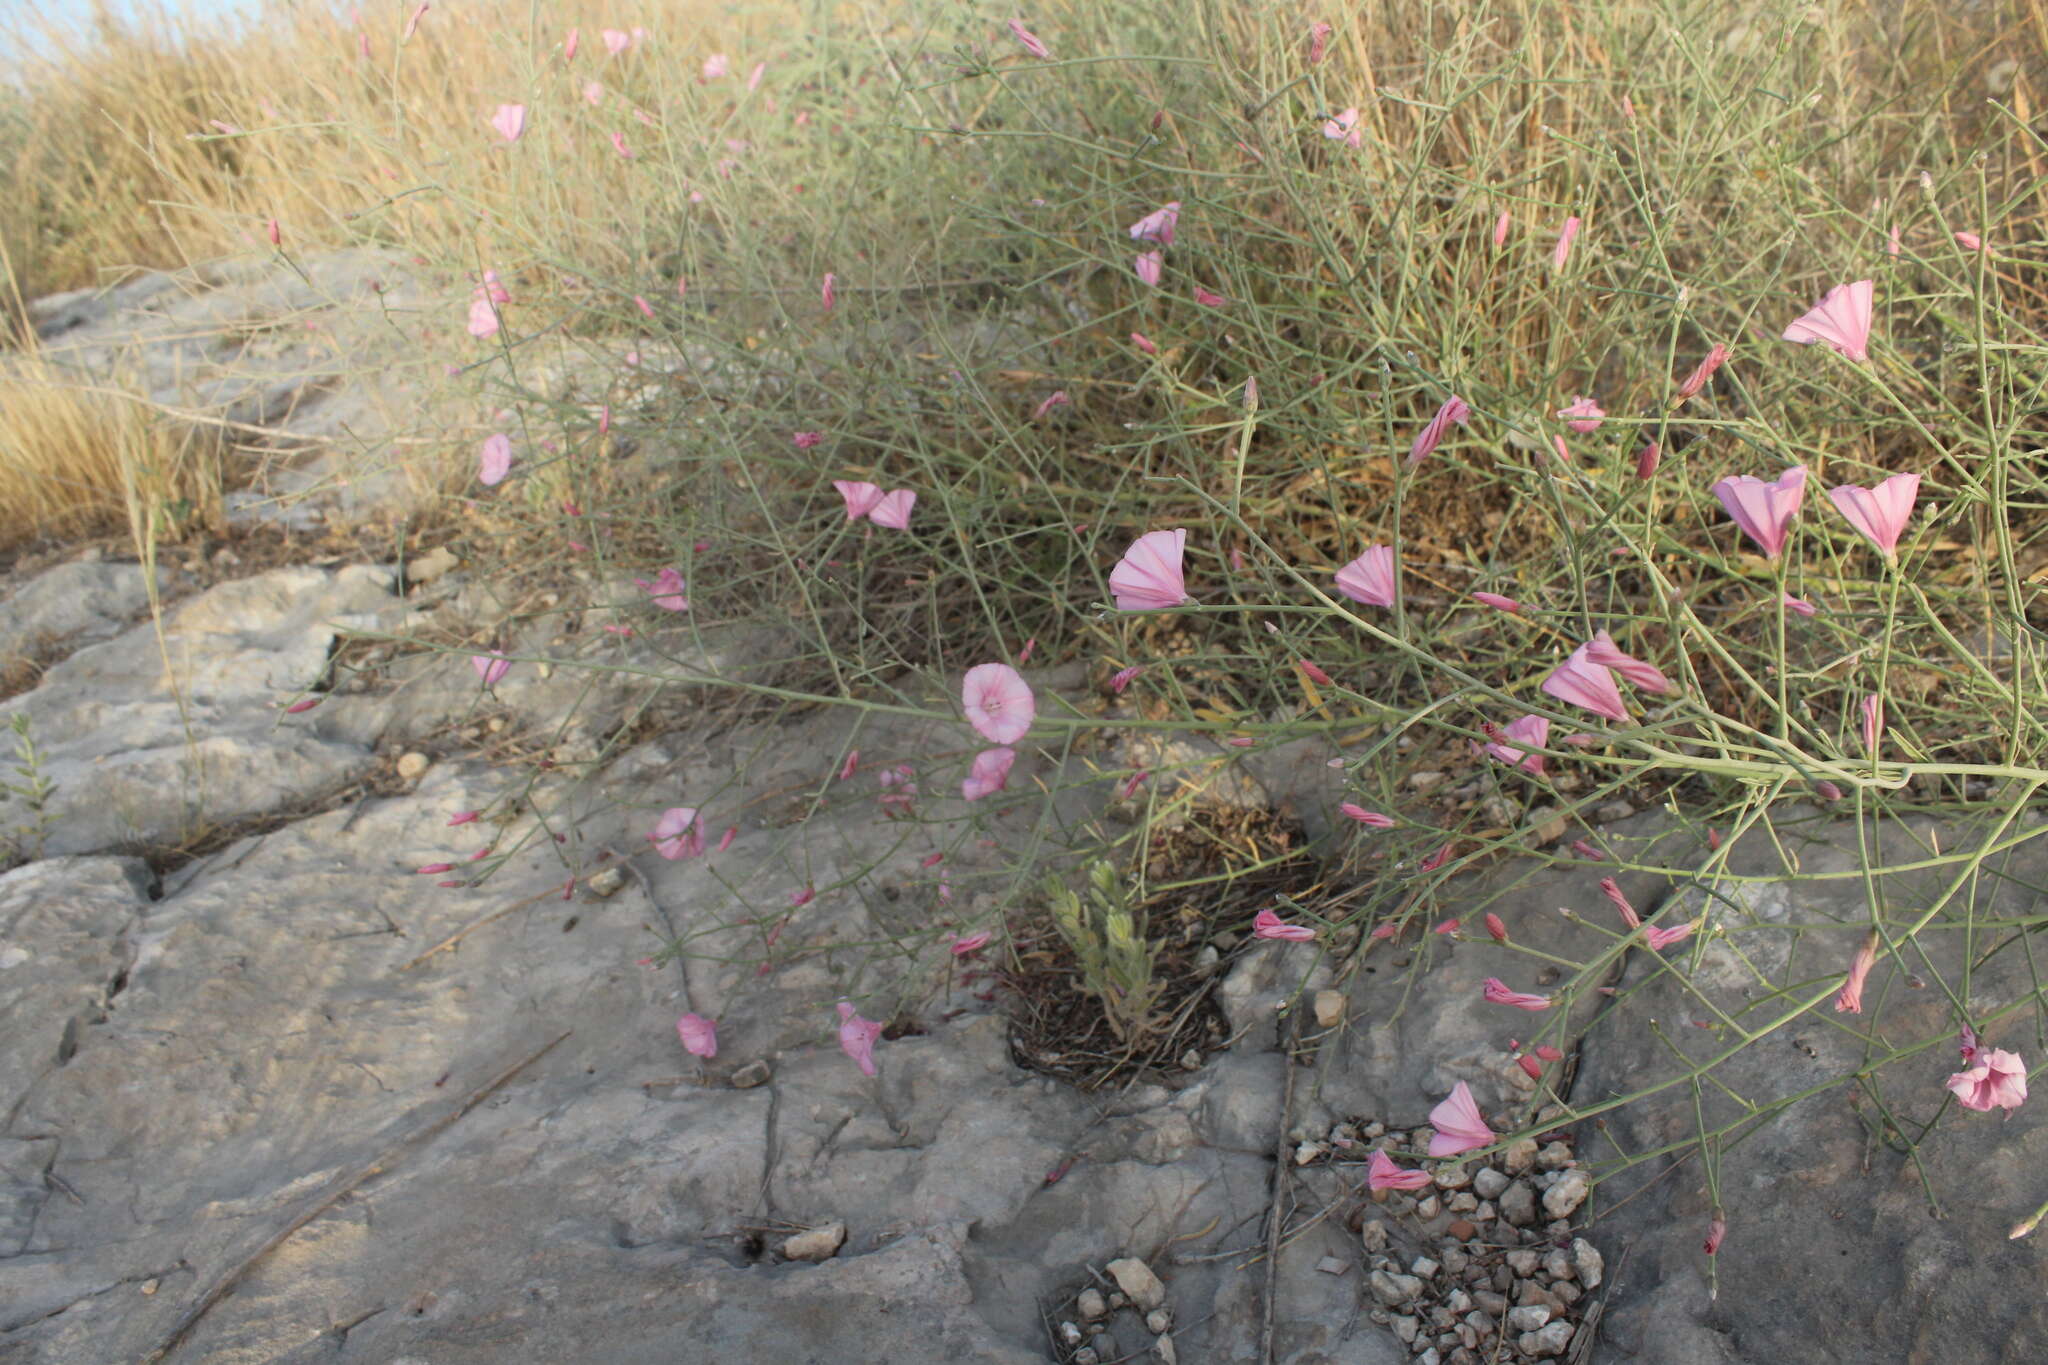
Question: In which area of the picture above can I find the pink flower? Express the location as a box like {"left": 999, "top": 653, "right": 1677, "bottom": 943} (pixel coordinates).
{"left": 1340, "top": 803, "right": 1395, "bottom": 828}
{"left": 471, "top": 651, "right": 511, "bottom": 686}
{"left": 1307, "top": 20, "right": 1333, "bottom": 65}
{"left": 1600, "top": 877, "right": 1641, "bottom": 929}
{"left": 1131, "top": 331, "right": 1158, "bottom": 355}
{"left": 1297, "top": 658, "right": 1332, "bottom": 686}
{"left": 1408, "top": 395, "right": 1471, "bottom": 464}
{"left": 1635, "top": 441, "right": 1661, "bottom": 479}
{"left": 651, "top": 806, "right": 705, "bottom": 859}
{"left": 676, "top": 1013, "right": 718, "bottom": 1058}
{"left": 1888, "top": 225, "right": 1902, "bottom": 257}
{"left": 1711, "top": 465, "right": 1807, "bottom": 559}
{"left": 634, "top": 294, "right": 654, "bottom": 318}
{"left": 1557, "top": 396, "right": 1605, "bottom": 434}
{"left": 1834, "top": 935, "right": 1878, "bottom": 1014}
{"left": 1947, "top": 1048, "right": 2028, "bottom": 1112}
{"left": 467, "top": 293, "right": 502, "bottom": 339}
{"left": 1484, "top": 715, "right": 1549, "bottom": 776}
{"left": 1007, "top": 19, "right": 1052, "bottom": 59}
{"left": 702, "top": 53, "right": 729, "bottom": 80}
{"left": 1128, "top": 201, "right": 1180, "bottom": 246}
{"left": 1549, "top": 435, "right": 1571, "bottom": 463}
{"left": 1471, "top": 591, "right": 1522, "bottom": 614}
{"left": 404, "top": 2, "right": 428, "bottom": 40}
{"left": 1192, "top": 286, "right": 1227, "bottom": 307}
{"left": 1644, "top": 920, "right": 1696, "bottom": 950}
{"left": 1492, "top": 209, "right": 1511, "bottom": 248}
{"left": 836, "top": 1001, "right": 884, "bottom": 1075}
{"left": 1704, "top": 1216, "right": 1727, "bottom": 1255}
{"left": 490, "top": 103, "right": 527, "bottom": 142}
{"left": 1253, "top": 908, "right": 1316, "bottom": 942}
{"left": 1782, "top": 279, "right": 1874, "bottom": 363}
{"left": 748, "top": 61, "right": 767, "bottom": 91}
{"left": 1334, "top": 545, "right": 1397, "bottom": 607}
{"left": 446, "top": 810, "right": 479, "bottom": 826}
{"left": 1584, "top": 631, "right": 1675, "bottom": 694}
{"left": 563, "top": 26, "right": 578, "bottom": 60}
{"left": 821, "top": 271, "right": 837, "bottom": 312}
{"left": 838, "top": 750, "right": 859, "bottom": 781}
{"left": 1427, "top": 1081, "right": 1496, "bottom": 1157}
{"left": 869, "top": 489, "right": 916, "bottom": 529}
{"left": 1553, "top": 215, "right": 1581, "bottom": 269}
{"left": 602, "top": 28, "right": 631, "bottom": 56}
{"left": 1367, "top": 1149, "right": 1433, "bottom": 1191}
{"left": 1109, "top": 664, "right": 1144, "bottom": 694}
{"left": 582, "top": 79, "right": 604, "bottom": 105}
{"left": 477, "top": 434, "right": 513, "bottom": 485}
{"left": 1032, "top": 390, "right": 1070, "bottom": 420}
{"left": 416, "top": 862, "right": 454, "bottom": 875}
{"left": 1960, "top": 1025, "right": 1980, "bottom": 1065}
{"left": 962, "top": 747, "right": 1016, "bottom": 801}
{"left": 1322, "top": 107, "right": 1362, "bottom": 149}
{"left": 1815, "top": 780, "right": 1844, "bottom": 802}
{"left": 1111, "top": 529, "right": 1194, "bottom": 611}
{"left": 1483, "top": 977, "right": 1552, "bottom": 1011}
{"left": 1827, "top": 471, "right": 1919, "bottom": 560}
{"left": 834, "top": 480, "right": 884, "bottom": 520}
{"left": 1861, "top": 693, "right": 1885, "bottom": 754}
{"left": 1542, "top": 640, "right": 1631, "bottom": 723}
{"left": 793, "top": 431, "right": 824, "bottom": 449}
{"left": 1784, "top": 594, "right": 1819, "bottom": 617}
{"left": 634, "top": 567, "right": 689, "bottom": 611}
{"left": 265, "top": 217, "right": 281, "bottom": 247}
{"left": 1120, "top": 770, "right": 1149, "bottom": 799}
{"left": 951, "top": 930, "right": 992, "bottom": 957}
{"left": 1955, "top": 231, "right": 1984, "bottom": 252}
{"left": 610, "top": 131, "right": 633, "bottom": 159}
{"left": 962, "top": 663, "right": 1036, "bottom": 744}
{"left": 1677, "top": 344, "right": 1730, "bottom": 400}
{"left": 1485, "top": 913, "right": 1509, "bottom": 942}
{"left": 791, "top": 885, "right": 816, "bottom": 908}
{"left": 1134, "top": 251, "right": 1163, "bottom": 287}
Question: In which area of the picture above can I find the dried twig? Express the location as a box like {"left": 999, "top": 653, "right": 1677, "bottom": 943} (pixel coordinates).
{"left": 142, "top": 1031, "right": 570, "bottom": 1363}
{"left": 397, "top": 883, "right": 563, "bottom": 969}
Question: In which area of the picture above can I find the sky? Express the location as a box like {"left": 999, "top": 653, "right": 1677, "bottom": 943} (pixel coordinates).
{"left": 17, "top": 0, "right": 268, "bottom": 49}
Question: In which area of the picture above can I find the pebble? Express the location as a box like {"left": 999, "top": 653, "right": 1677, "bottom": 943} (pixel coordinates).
{"left": 1441, "top": 1247, "right": 1469, "bottom": 1275}
{"left": 1316, "top": 1257, "right": 1350, "bottom": 1276}
{"left": 1536, "top": 1141, "right": 1575, "bottom": 1171}
{"left": 1507, "top": 1305, "right": 1552, "bottom": 1332}
{"left": 1408, "top": 770, "right": 1447, "bottom": 792}
{"left": 404, "top": 545, "right": 460, "bottom": 583}
{"left": 395, "top": 751, "right": 430, "bottom": 780}
{"left": 1073, "top": 1352, "right": 1099, "bottom": 1365}
{"left": 1416, "top": 1350, "right": 1441, "bottom": 1365}
{"left": 1518, "top": 1281, "right": 1566, "bottom": 1314}
{"left": 1078, "top": 1289, "right": 1106, "bottom": 1321}
{"left": 1314, "top": 989, "right": 1346, "bottom": 1028}
{"left": 1361, "top": 1220, "right": 1391, "bottom": 1252}
{"left": 1433, "top": 1164, "right": 1472, "bottom": 1190}
{"left": 1444, "top": 1218, "right": 1476, "bottom": 1242}
{"left": 1543, "top": 1169, "right": 1591, "bottom": 1220}
{"left": 1498, "top": 1182, "right": 1537, "bottom": 1227}
{"left": 1553, "top": 1280, "right": 1583, "bottom": 1306}
{"left": 1410, "top": 1255, "right": 1440, "bottom": 1279}
{"left": 1392, "top": 1315, "right": 1419, "bottom": 1343}
{"left": 1543, "top": 1249, "right": 1575, "bottom": 1281}
{"left": 1295, "top": 1141, "right": 1325, "bottom": 1165}
{"left": 1446, "top": 1193, "right": 1477, "bottom": 1213}
{"left": 1364, "top": 1121, "right": 1386, "bottom": 1138}
{"left": 1153, "top": 1334, "right": 1178, "bottom": 1364}
{"left": 1370, "top": 1270, "right": 1424, "bottom": 1306}
{"left": 583, "top": 865, "right": 626, "bottom": 898}
{"left": 1444, "top": 1289, "right": 1471, "bottom": 1314}
{"left": 1146, "top": 1308, "right": 1172, "bottom": 1333}
{"left": 1505, "top": 1250, "right": 1540, "bottom": 1277}
{"left": 1416, "top": 1194, "right": 1441, "bottom": 1219}
{"left": 1058, "top": 1322, "right": 1084, "bottom": 1347}
{"left": 1597, "top": 800, "right": 1635, "bottom": 822}
{"left": 1472, "top": 1167, "right": 1510, "bottom": 1199}
{"left": 1107, "top": 1257, "right": 1167, "bottom": 1312}
{"left": 1473, "top": 1290, "right": 1508, "bottom": 1318}
{"left": 1472, "top": 1201, "right": 1495, "bottom": 1223}
{"left": 781, "top": 1222, "right": 846, "bottom": 1262}
{"left": 1521, "top": 1320, "right": 1574, "bottom": 1358}
{"left": 1572, "top": 1237, "right": 1604, "bottom": 1289}
{"left": 728, "top": 1060, "right": 772, "bottom": 1089}
{"left": 1501, "top": 1138, "right": 1539, "bottom": 1174}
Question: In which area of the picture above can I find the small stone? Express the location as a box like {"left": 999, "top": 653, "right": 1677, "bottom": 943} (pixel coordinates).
{"left": 1536, "top": 1141, "right": 1575, "bottom": 1171}
{"left": 1145, "top": 1308, "right": 1172, "bottom": 1333}
{"left": 1433, "top": 1164, "right": 1472, "bottom": 1190}
{"left": 1153, "top": 1334, "right": 1178, "bottom": 1365}
{"left": 1522, "top": 1320, "right": 1574, "bottom": 1358}
{"left": 1295, "top": 1141, "right": 1325, "bottom": 1165}
{"left": 1543, "top": 1169, "right": 1591, "bottom": 1220}
{"left": 729, "top": 1059, "right": 772, "bottom": 1089}
{"left": 1180, "top": 1049, "right": 1204, "bottom": 1071}
{"left": 1392, "top": 1315, "right": 1420, "bottom": 1344}
{"left": 1316, "top": 1256, "right": 1350, "bottom": 1276}
{"left": 1410, "top": 1255, "right": 1440, "bottom": 1280}
{"left": 1553, "top": 1280, "right": 1582, "bottom": 1306}
{"left": 1370, "top": 1270, "right": 1424, "bottom": 1306}
{"left": 1093, "top": 1332, "right": 1117, "bottom": 1357}
{"left": 1507, "top": 1305, "right": 1552, "bottom": 1332}
{"left": 1542, "top": 1249, "right": 1574, "bottom": 1281}
{"left": 139, "top": 1279, "right": 158, "bottom": 1296}
{"left": 1409, "top": 770, "right": 1448, "bottom": 792}
{"left": 1597, "top": 800, "right": 1635, "bottom": 822}
{"left": 1473, "top": 1168, "right": 1510, "bottom": 1199}
{"left": 1502, "top": 1138, "right": 1539, "bottom": 1175}
{"left": 1473, "top": 1290, "right": 1507, "bottom": 1318}
{"left": 1417, "top": 1349, "right": 1441, "bottom": 1365}
{"left": 1074, "top": 1352, "right": 1099, "bottom": 1365}
{"left": 1192, "top": 945, "right": 1221, "bottom": 976}
{"left": 1447, "top": 1193, "right": 1477, "bottom": 1213}
{"left": 1314, "top": 989, "right": 1346, "bottom": 1028}
{"left": 405, "top": 545, "right": 460, "bottom": 583}
{"left": 1517, "top": 1281, "right": 1565, "bottom": 1314}
{"left": 395, "top": 751, "right": 431, "bottom": 780}
{"left": 1441, "top": 1246, "right": 1469, "bottom": 1274}
{"left": 1571, "top": 1238, "right": 1604, "bottom": 1289}
{"left": 1526, "top": 807, "right": 1568, "bottom": 844}
{"left": 1505, "top": 1250, "right": 1540, "bottom": 1277}
{"left": 1444, "top": 1289, "right": 1472, "bottom": 1314}
{"left": 1361, "top": 1220, "right": 1391, "bottom": 1252}
{"left": 1078, "top": 1289, "right": 1107, "bottom": 1321}
{"left": 1473, "top": 1202, "right": 1495, "bottom": 1222}
{"left": 1364, "top": 1122, "right": 1386, "bottom": 1138}
{"left": 782, "top": 1222, "right": 846, "bottom": 1262}
{"left": 1110, "top": 1293, "right": 1128, "bottom": 1310}
{"left": 1416, "top": 1194, "right": 1441, "bottom": 1220}
{"left": 1107, "top": 1257, "right": 1167, "bottom": 1312}
{"left": 1059, "top": 1322, "right": 1084, "bottom": 1347}
{"left": 1499, "top": 1182, "right": 1537, "bottom": 1227}
{"left": 584, "top": 865, "right": 626, "bottom": 898}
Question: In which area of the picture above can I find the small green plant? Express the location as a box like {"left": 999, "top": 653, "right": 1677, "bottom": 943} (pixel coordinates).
{"left": 1046, "top": 859, "right": 1164, "bottom": 1044}
{"left": 1, "top": 711, "right": 56, "bottom": 863}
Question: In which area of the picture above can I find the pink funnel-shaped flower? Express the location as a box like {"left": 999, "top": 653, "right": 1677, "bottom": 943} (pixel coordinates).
{"left": 491, "top": 103, "right": 527, "bottom": 142}
{"left": 1557, "top": 396, "right": 1605, "bottom": 434}
{"left": 1427, "top": 1081, "right": 1496, "bottom": 1157}
{"left": 1472, "top": 592, "right": 1522, "bottom": 614}
{"left": 962, "top": 663, "right": 1036, "bottom": 744}
{"left": 1828, "top": 472, "right": 1919, "bottom": 560}
{"left": 1007, "top": 19, "right": 1052, "bottom": 59}
{"left": 1334, "top": 545, "right": 1397, "bottom": 607}
{"left": 1644, "top": 920, "right": 1696, "bottom": 950}
{"left": 676, "top": 1013, "right": 718, "bottom": 1058}
{"left": 1322, "top": 107, "right": 1362, "bottom": 148}
{"left": 1367, "top": 1149, "right": 1433, "bottom": 1191}
{"left": 602, "top": 28, "right": 631, "bottom": 56}
{"left": 951, "top": 930, "right": 991, "bottom": 957}
{"left": 1253, "top": 908, "right": 1316, "bottom": 942}
{"left": 1340, "top": 804, "right": 1395, "bottom": 828}
{"left": 1129, "top": 201, "right": 1179, "bottom": 246}
{"left": 868, "top": 489, "right": 916, "bottom": 529}
{"left": 1584, "top": 631, "right": 1675, "bottom": 694}
{"left": 834, "top": 480, "right": 884, "bottom": 520}
{"left": 1134, "top": 251, "right": 1163, "bottom": 287}
{"left": 1408, "top": 395, "right": 1471, "bottom": 464}
{"left": 1032, "top": 390, "right": 1069, "bottom": 420}
{"left": 1543, "top": 640, "right": 1631, "bottom": 723}
{"left": 961, "top": 747, "right": 1016, "bottom": 801}
{"left": 1782, "top": 280, "right": 1874, "bottom": 363}
{"left": 1483, "top": 978, "right": 1552, "bottom": 1011}
{"left": 651, "top": 806, "right": 705, "bottom": 860}
{"left": 1307, "top": 20, "right": 1332, "bottom": 65}
{"left": 1553, "top": 215, "right": 1581, "bottom": 269}
{"left": 1712, "top": 465, "right": 1807, "bottom": 559}
{"left": 1947, "top": 1048, "right": 2028, "bottom": 1112}
{"left": 1600, "top": 876, "right": 1641, "bottom": 929}
{"left": 634, "top": 567, "right": 689, "bottom": 612}
{"left": 702, "top": 53, "right": 729, "bottom": 80}
{"left": 1834, "top": 936, "right": 1878, "bottom": 1014}
{"left": 1131, "top": 331, "right": 1158, "bottom": 355}
{"left": 820, "top": 272, "right": 837, "bottom": 312}
{"left": 1677, "top": 344, "right": 1731, "bottom": 400}
{"left": 1111, "top": 529, "right": 1194, "bottom": 611}
{"left": 1484, "top": 714, "right": 1549, "bottom": 776}
{"left": 471, "top": 651, "right": 510, "bottom": 686}
{"left": 478, "top": 433, "right": 513, "bottom": 486}
{"left": 837, "top": 1001, "right": 884, "bottom": 1075}
{"left": 793, "top": 431, "right": 823, "bottom": 449}
{"left": 1109, "top": 664, "right": 1144, "bottom": 694}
